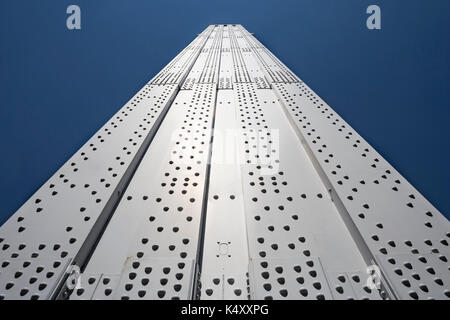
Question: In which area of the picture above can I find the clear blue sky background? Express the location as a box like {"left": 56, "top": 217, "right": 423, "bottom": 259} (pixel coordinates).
{"left": 0, "top": 0, "right": 449, "bottom": 225}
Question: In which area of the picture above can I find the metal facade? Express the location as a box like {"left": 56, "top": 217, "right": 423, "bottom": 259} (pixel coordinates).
{"left": 0, "top": 25, "right": 448, "bottom": 300}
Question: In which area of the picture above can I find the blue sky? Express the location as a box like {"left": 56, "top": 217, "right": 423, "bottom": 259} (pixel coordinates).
{"left": 0, "top": 0, "right": 449, "bottom": 224}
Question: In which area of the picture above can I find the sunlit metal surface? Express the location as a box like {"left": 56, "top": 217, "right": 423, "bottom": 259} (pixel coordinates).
{"left": 0, "top": 25, "right": 448, "bottom": 300}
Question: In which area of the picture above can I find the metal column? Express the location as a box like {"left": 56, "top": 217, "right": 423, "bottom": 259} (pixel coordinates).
{"left": 0, "top": 24, "right": 448, "bottom": 300}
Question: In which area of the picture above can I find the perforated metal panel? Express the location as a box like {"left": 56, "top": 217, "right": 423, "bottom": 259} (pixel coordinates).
{"left": 0, "top": 83, "right": 178, "bottom": 300}
{"left": 69, "top": 26, "right": 223, "bottom": 300}
{"left": 1, "top": 24, "right": 448, "bottom": 300}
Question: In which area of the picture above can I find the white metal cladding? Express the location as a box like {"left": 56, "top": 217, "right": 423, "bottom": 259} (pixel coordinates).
{"left": 0, "top": 25, "right": 448, "bottom": 300}
{"left": 70, "top": 82, "right": 218, "bottom": 300}
{"left": 199, "top": 89, "right": 250, "bottom": 300}
{"left": 70, "top": 26, "right": 224, "bottom": 300}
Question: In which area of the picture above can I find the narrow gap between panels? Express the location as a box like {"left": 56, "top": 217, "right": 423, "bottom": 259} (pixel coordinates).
{"left": 192, "top": 36, "right": 224, "bottom": 301}
{"left": 191, "top": 91, "right": 218, "bottom": 299}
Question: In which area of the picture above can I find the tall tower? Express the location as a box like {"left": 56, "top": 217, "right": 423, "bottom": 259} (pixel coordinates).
{"left": 0, "top": 25, "right": 448, "bottom": 300}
